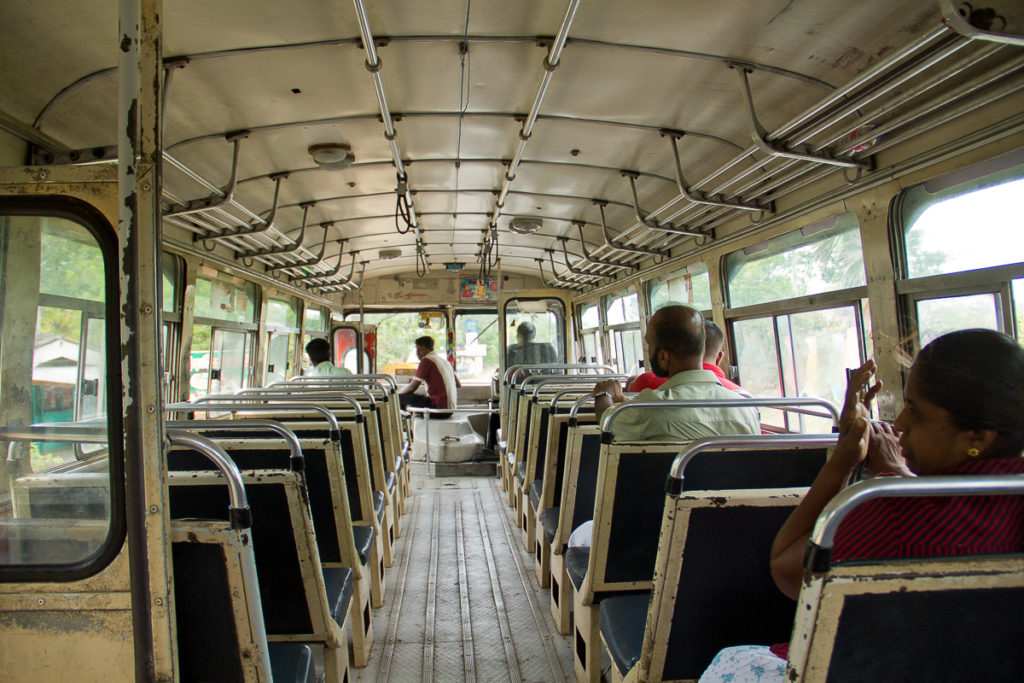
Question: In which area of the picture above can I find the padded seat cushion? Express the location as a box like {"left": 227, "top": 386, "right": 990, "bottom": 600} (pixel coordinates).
{"left": 322, "top": 566, "right": 354, "bottom": 625}
{"left": 540, "top": 507, "right": 560, "bottom": 543}
{"left": 517, "top": 462, "right": 527, "bottom": 482}
{"left": 373, "top": 491, "right": 385, "bottom": 522}
{"left": 507, "top": 450, "right": 516, "bottom": 465}
{"left": 395, "top": 455, "right": 403, "bottom": 474}
{"left": 600, "top": 592, "right": 651, "bottom": 677}
{"left": 566, "top": 547, "right": 590, "bottom": 590}
{"left": 529, "top": 480, "right": 543, "bottom": 511}
{"left": 352, "top": 525, "right": 375, "bottom": 565}
{"left": 385, "top": 471, "right": 396, "bottom": 494}
{"left": 268, "top": 643, "right": 316, "bottom": 683}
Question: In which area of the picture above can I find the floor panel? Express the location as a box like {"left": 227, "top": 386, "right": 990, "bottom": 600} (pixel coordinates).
{"left": 353, "top": 468, "right": 573, "bottom": 682}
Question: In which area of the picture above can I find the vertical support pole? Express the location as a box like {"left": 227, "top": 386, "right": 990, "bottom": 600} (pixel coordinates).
{"left": 849, "top": 185, "right": 904, "bottom": 421}
{"left": 119, "top": 0, "right": 176, "bottom": 680}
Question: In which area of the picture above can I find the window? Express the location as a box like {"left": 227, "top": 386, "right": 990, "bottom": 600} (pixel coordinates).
{"left": 605, "top": 291, "right": 643, "bottom": 374}
{"left": 265, "top": 297, "right": 299, "bottom": 385}
{"left": 727, "top": 212, "right": 865, "bottom": 308}
{"left": 455, "top": 310, "right": 499, "bottom": 383}
{"left": 649, "top": 263, "right": 712, "bottom": 313}
{"left": 504, "top": 298, "right": 566, "bottom": 369}
{"left": 0, "top": 202, "right": 124, "bottom": 579}
{"left": 725, "top": 213, "right": 869, "bottom": 431}
{"left": 161, "top": 252, "right": 183, "bottom": 401}
{"left": 896, "top": 153, "right": 1024, "bottom": 350}
{"left": 578, "top": 303, "right": 603, "bottom": 364}
{"left": 190, "top": 273, "right": 257, "bottom": 398}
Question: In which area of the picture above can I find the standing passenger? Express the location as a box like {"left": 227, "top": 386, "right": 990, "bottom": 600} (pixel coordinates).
{"left": 398, "top": 336, "right": 461, "bottom": 418}
{"left": 304, "top": 338, "right": 352, "bottom": 376}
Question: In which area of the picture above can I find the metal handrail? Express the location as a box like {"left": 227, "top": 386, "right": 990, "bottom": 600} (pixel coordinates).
{"left": 166, "top": 429, "right": 251, "bottom": 529}
{"left": 568, "top": 394, "right": 600, "bottom": 421}
{"left": 285, "top": 373, "right": 399, "bottom": 392}
{"left": 668, "top": 433, "right": 838, "bottom": 481}
{"left": 812, "top": 473, "right": 1024, "bottom": 551}
{"left": 240, "top": 386, "right": 376, "bottom": 408}
{"left": 192, "top": 393, "right": 362, "bottom": 418}
{"left": 166, "top": 401, "right": 342, "bottom": 438}
{"left": 166, "top": 419, "right": 304, "bottom": 472}
{"left": 549, "top": 386, "right": 601, "bottom": 411}
{"left": 503, "top": 363, "right": 616, "bottom": 387}
{"left": 526, "top": 374, "right": 628, "bottom": 399}
{"left": 602, "top": 396, "right": 839, "bottom": 437}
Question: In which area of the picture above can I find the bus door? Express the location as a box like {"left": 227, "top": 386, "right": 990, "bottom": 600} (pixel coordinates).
{"left": 0, "top": 164, "right": 172, "bottom": 679}
{"left": 331, "top": 322, "right": 377, "bottom": 374}
{"left": 497, "top": 289, "right": 572, "bottom": 377}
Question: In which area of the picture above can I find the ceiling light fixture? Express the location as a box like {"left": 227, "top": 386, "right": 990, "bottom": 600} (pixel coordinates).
{"left": 509, "top": 216, "right": 542, "bottom": 234}
{"left": 308, "top": 142, "right": 354, "bottom": 170}
{"left": 379, "top": 248, "right": 402, "bottom": 260}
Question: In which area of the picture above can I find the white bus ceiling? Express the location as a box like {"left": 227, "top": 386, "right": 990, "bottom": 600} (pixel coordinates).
{"left": 1, "top": 0, "right": 1023, "bottom": 291}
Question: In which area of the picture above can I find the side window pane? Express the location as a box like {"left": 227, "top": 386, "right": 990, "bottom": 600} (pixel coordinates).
{"left": 211, "top": 330, "right": 249, "bottom": 394}
{"left": 190, "top": 324, "right": 211, "bottom": 400}
{"left": 606, "top": 292, "right": 639, "bottom": 325}
{"left": 650, "top": 265, "right": 711, "bottom": 312}
{"left": 194, "top": 275, "right": 256, "bottom": 324}
{"left": 733, "top": 317, "right": 783, "bottom": 428}
{"left": 916, "top": 294, "right": 1000, "bottom": 347}
{"left": 903, "top": 176, "right": 1024, "bottom": 279}
{"left": 784, "top": 307, "right": 861, "bottom": 432}
{"left": 266, "top": 333, "right": 291, "bottom": 385}
{"left": 580, "top": 304, "right": 599, "bottom": 329}
{"left": 1, "top": 212, "right": 116, "bottom": 571}
{"left": 726, "top": 212, "right": 864, "bottom": 308}
{"left": 455, "top": 311, "right": 499, "bottom": 383}
{"left": 267, "top": 298, "right": 298, "bottom": 329}
{"left": 161, "top": 251, "right": 179, "bottom": 313}
{"left": 305, "top": 307, "right": 325, "bottom": 332}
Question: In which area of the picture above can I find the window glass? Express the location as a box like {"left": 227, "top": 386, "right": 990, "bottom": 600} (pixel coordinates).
{"left": 650, "top": 265, "right": 712, "bottom": 312}
{"left": 266, "top": 333, "right": 292, "bottom": 385}
{"left": 580, "top": 303, "right": 600, "bottom": 330}
{"left": 305, "top": 307, "right": 325, "bottom": 332}
{"left": 194, "top": 275, "right": 256, "bottom": 324}
{"left": 1014, "top": 279, "right": 1024, "bottom": 343}
{"left": 190, "top": 325, "right": 211, "bottom": 401}
{"left": 606, "top": 291, "right": 640, "bottom": 326}
{"left": 210, "top": 329, "right": 250, "bottom": 395}
{"left": 903, "top": 176, "right": 1024, "bottom": 279}
{"left": 916, "top": 294, "right": 1000, "bottom": 347}
{"left": 267, "top": 298, "right": 298, "bottom": 329}
{"left": 162, "top": 251, "right": 180, "bottom": 313}
{"left": 612, "top": 328, "right": 643, "bottom": 375}
{"left": 1, "top": 211, "right": 118, "bottom": 572}
{"left": 504, "top": 298, "right": 566, "bottom": 368}
{"left": 455, "top": 310, "right": 499, "bottom": 383}
{"left": 581, "top": 332, "right": 600, "bottom": 364}
{"left": 726, "top": 212, "right": 865, "bottom": 308}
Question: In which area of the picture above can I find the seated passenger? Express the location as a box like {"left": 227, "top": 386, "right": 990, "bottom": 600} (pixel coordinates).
{"left": 398, "top": 336, "right": 461, "bottom": 418}
{"left": 570, "top": 306, "right": 760, "bottom": 548}
{"left": 304, "top": 337, "right": 352, "bottom": 376}
{"left": 626, "top": 319, "right": 751, "bottom": 394}
{"left": 698, "top": 329, "right": 1024, "bottom": 682}
{"left": 702, "top": 320, "right": 752, "bottom": 396}
{"left": 592, "top": 305, "right": 760, "bottom": 438}
{"left": 505, "top": 321, "right": 558, "bottom": 368}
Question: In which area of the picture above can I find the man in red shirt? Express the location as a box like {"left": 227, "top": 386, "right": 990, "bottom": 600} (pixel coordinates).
{"left": 398, "top": 336, "right": 461, "bottom": 417}
{"left": 702, "top": 320, "right": 750, "bottom": 395}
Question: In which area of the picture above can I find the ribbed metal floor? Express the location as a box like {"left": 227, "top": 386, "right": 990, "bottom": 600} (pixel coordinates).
{"left": 352, "top": 467, "right": 573, "bottom": 682}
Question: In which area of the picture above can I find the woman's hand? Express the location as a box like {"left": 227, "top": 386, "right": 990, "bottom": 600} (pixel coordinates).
{"left": 865, "top": 421, "right": 913, "bottom": 476}
{"left": 840, "top": 360, "right": 882, "bottom": 431}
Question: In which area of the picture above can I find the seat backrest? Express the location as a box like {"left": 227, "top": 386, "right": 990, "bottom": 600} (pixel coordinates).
{"left": 642, "top": 488, "right": 807, "bottom": 681}
{"left": 171, "top": 520, "right": 271, "bottom": 683}
{"left": 539, "top": 408, "right": 596, "bottom": 510}
{"left": 168, "top": 468, "right": 341, "bottom": 643}
{"left": 552, "top": 424, "right": 602, "bottom": 553}
{"left": 586, "top": 443, "right": 686, "bottom": 596}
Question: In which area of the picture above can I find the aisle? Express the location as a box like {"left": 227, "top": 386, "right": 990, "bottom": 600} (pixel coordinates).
{"left": 352, "top": 469, "right": 574, "bottom": 682}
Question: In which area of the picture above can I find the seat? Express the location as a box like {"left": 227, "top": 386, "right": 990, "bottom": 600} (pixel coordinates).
{"left": 268, "top": 644, "right": 317, "bottom": 683}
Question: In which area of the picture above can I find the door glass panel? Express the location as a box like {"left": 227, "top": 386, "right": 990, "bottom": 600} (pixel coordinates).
{"left": 266, "top": 333, "right": 290, "bottom": 385}
{"left": 504, "top": 299, "right": 565, "bottom": 367}
{"left": 455, "top": 311, "right": 499, "bottom": 383}
{"left": 1, "top": 212, "right": 115, "bottom": 570}
{"left": 916, "top": 294, "right": 1000, "bottom": 347}
{"left": 211, "top": 329, "right": 248, "bottom": 394}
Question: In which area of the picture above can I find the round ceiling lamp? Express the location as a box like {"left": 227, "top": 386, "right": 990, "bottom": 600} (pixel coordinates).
{"left": 510, "top": 216, "right": 542, "bottom": 234}
{"left": 308, "top": 142, "right": 354, "bottom": 170}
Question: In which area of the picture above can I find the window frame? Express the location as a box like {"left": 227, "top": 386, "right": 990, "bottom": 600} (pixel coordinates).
{"left": 0, "top": 195, "right": 126, "bottom": 583}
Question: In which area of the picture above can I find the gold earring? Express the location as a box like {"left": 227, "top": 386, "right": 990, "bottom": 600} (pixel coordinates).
{"left": 967, "top": 447, "right": 980, "bottom": 458}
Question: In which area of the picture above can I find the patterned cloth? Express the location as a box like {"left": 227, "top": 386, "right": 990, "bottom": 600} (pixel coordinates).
{"left": 697, "top": 645, "right": 785, "bottom": 683}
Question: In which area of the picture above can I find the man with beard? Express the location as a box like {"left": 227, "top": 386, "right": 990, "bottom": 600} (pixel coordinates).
{"left": 592, "top": 305, "right": 759, "bottom": 441}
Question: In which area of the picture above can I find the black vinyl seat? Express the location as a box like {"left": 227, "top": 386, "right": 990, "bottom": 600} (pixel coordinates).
{"left": 373, "top": 491, "right": 385, "bottom": 522}
{"left": 566, "top": 547, "right": 590, "bottom": 590}
{"left": 267, "top": 644, "right": 317, "bottom": 683}
{"left": 352, "top": 526, "right": 375, "bottom": 565}
{"left": 540, "top": 507, "right": 559, "bottom": 543}
{"left": 529, "top": 480, "right": 542, "bottom": 511}
{"left": 517, "top": 461, "right": 527, "bottom": 481}
{"left": 322, "top": 566, "right": 354, "bottom": 625}
{"left": 599, "top": 592, "right": 650, "bottom": 678}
